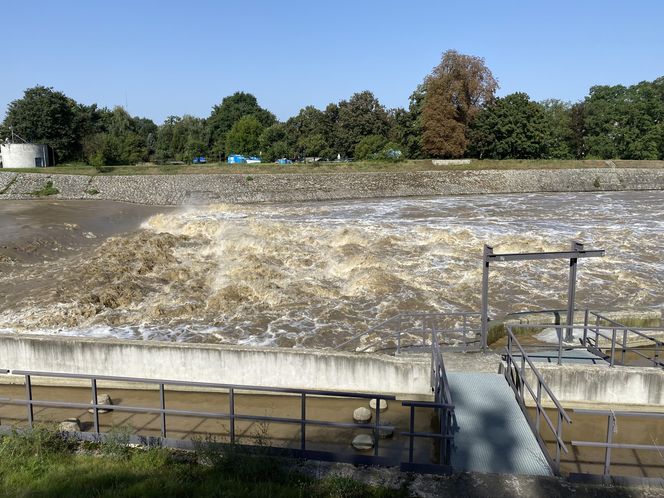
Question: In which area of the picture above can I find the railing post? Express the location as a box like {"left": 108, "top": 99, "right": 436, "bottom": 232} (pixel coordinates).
{"left": 555, "top": 410, "right": 563, "bottom": 473}
{"left": 300, "top": 393, "right": 306, "bottom": 452}
{"left": 480, "top": 245, "right": 493, "bottom": 353}
{"left": 566, "top": 242, "right": 583, "bottom": 343}
{"left": 229, "top": 387, "right": 235, "bottom": 445}
{"left": 604, "top": 414, "right": 615, "bottom": 476}
{"left": 159, "top": 383, "right": 166, "bottom": 438}
{"left": 408, "top": 405, "right": 415, "bottom": 464}
{"left": 610, "top": 329, "right": 617, "bottom": 367}
{"left": 396, "top": 318, "right": 401, "bottom": 355}
{"left": 520, "top": 355, "right": 526, "bottom": 399}
{"left": 24, "top": 374, "right": 33, "bottom": 428}
{"left": 535, "top": 380, "right": 542, "bottom": 433}
{"left": 621, "top": 329, "right": 627, "bottom": 365}
{"left": 374, "top": 397, "right": 380, "bottom": 457}
{"left": 583, "top": 309, "right": 589, "bottom": 347}
{"left": 595, "top": 314, "right": 600, "bottom": 348}
{"left": 91, "top": 378, "right": 99, "bottom": 434}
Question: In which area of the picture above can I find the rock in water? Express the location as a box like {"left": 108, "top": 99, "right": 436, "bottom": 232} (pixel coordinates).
{"left": 369, "top": 398, "right": 388, "bottom": 412}
{"left": 59, "top": 418, "right": 81, "bottom": 432}
{"left": 88, "top": 393, "right": 113, "bottom": 413}
{"left": 352, "top": 433, "right": 374, "bottom": 451}
{"left": 353, "top": 407, "right": 371, "bottom": 423}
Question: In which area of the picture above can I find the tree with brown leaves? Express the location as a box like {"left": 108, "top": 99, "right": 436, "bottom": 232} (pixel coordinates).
{"left": 421, "top": 50, "right": 498, "bottom": 158}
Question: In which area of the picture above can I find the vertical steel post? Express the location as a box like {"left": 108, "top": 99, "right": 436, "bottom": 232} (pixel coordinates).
{"left": 610, "top": 329, "right": 617, "bottom": 367}
{"left": 480, "top": 245, "right": 493, "bottom": 352}
{"left": 555, "top": 410, "right": 563, "bottom": 473}
{"left": 566, "top": 242, "right": 582, "bottom": 343}
{"left": 583, "top": 309, "right": 589, "bottom": 347}
{"left": 604, "top": 414, "right": 615, "bottom": 476}
{"left": 229, "top": 388, "right": 235, "bottom": 445}
{"left": 396, "top": 318, "right": 401, "bottom": 355}
{"left": 535, "top": 381, "right": 542, "bottom": 433}
{"left": 91, "top": 378, "right": 99, "bottom": 434}
{"left": 408, "top": 405, "right": 415, "bottom": 464}
{"left": 300, "top": 393, "right": 306, "bottom": 452}
{"left": 25, "top": 375, "right": 33, "bottom": 428}
{"left": 621, "top": 330, "right": 628, "bottom": 365}
{"left": 159, "top": 383, "right": 166, "bottom": 438}
{"left": 374, "top": 397, "right": 380, "bottom": 457}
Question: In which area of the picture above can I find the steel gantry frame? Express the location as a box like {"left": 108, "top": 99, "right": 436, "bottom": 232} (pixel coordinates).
{"left": 480, "top": 242, "right": 605, "bottom": 350}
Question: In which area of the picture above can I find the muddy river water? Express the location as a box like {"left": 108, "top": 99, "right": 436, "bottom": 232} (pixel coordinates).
{"left": 0, "top": 191, "right": 662, "bottom": 348}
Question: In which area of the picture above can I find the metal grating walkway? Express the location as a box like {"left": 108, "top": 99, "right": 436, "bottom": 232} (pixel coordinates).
{"left": 448, "top": 372, "right": 552, "bottom": 476}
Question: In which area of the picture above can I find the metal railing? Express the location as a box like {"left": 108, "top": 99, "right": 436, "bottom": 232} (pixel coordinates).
{"left": 335, "top": 311, "right": 482, "bottom": 354}
{"left": 500, "top": 308, "right": 664, "bottom": 368}
{"left": 0, "top": 368, "right": 454, "bottom": 474}
{"left": 503, "top": 326, "right": 572, "bottom": 474}
{"left": 584, "top": 311, "right": 664, "bottom": 368}
{"left": 571, "top": 408, "right": 664, "bottom": 477}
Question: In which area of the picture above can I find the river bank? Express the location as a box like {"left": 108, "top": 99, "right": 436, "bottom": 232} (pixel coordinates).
{"left": 2, "top": 167, "right": 664, "bottom": 205}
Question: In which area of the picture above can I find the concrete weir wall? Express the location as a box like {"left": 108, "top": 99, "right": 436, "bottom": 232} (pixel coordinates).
{"left": 1, "top": 167, "right": 664, "bottom": 205}
{"left": 525, "top": 363, "right": 664, "bottom": 407}
{"left": 0, "top": 335, "right": 432, "bottom": 398}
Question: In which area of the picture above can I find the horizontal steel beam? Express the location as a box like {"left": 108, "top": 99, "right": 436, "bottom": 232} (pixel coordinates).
{"left": 487, "top": 250, "right": 605, "bottom": 262}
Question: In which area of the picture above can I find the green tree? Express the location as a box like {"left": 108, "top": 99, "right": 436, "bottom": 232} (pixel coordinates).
{"left": 583, "top": 78, "right": 664, "bottom": 159}
{"left": 354, "top": 135, "right": 387, "bottom": 160}
{"left": 541, "top": 99, "right": 574, "bottom": 159}
{"left": 332, "top": 91, "right": 390, "bottom": 158}
{"left": 469, "top": 92, "right": 549, "bottom": 159}
{"left": 208, "top": 92, "right": 276, "bottom": 157}
{"left": 1, "top": 86, "right": 95, "bottom": 162}
{"left": 259, "top": 123, "right": 291, "bottom": 161}
{"left": 83, "top": 107, "right": 156, "bottom": 165}
{"left": 225, "top": 115, "right": 264, "bottom": 156}
{"left": 421, "top": 50, "right": 498, "bottom": 158}
{"left": 156, "top": 115, "right": 209, "bottom": 162}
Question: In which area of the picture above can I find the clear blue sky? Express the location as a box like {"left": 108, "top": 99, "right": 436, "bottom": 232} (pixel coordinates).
{"left": 2, "top": 0, "right": 663, "bottom": 124}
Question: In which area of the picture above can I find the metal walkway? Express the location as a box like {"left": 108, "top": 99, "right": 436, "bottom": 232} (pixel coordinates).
{"left": 448, "top": 372, "right": 552, "bottom": 476}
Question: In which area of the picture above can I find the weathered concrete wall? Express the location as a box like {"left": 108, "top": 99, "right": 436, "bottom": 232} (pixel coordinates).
{"left": 1, "top": 168, "right": 663, "bottom": 205}
{"left": 0, "top": 334, "right": 431, "bottom": 398}
{"left": 524, "top": 363, "right": 664, "bottom": 407}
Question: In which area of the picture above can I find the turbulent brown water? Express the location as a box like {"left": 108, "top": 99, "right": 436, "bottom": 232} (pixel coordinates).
{"left": 0, "top": 192, "right": 662, "bottom": 348}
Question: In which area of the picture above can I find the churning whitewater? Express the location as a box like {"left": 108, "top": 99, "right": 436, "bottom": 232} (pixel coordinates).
{"left": 0, "top": 191, "right": 663, "bottom": 348}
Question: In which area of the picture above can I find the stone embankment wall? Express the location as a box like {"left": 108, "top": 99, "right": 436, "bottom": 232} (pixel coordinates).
{"left": 1, "top": 168, "right": 664, "bottom": 205}
{"left": 0, "top": 334, "right": 432, "bottom": 398}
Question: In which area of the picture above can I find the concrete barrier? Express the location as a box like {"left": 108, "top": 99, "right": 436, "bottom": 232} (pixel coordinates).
{"left": 0, "top": 334, "right": 432, "bottom": 399}
{"left": 525, "top": 363, "right": 664, "bottom": 407}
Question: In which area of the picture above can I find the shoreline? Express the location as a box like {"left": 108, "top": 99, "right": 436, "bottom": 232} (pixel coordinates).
{"left": 2, "top": 167, "right": 664, "bottom": 206}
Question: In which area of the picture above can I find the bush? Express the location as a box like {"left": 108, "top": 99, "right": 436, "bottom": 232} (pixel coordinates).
{"left": 30, "top": 181, "right": 59, "bottom": 196}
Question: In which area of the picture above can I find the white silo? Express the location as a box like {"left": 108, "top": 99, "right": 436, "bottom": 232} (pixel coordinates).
{"left": 0, "top": 143, "right": 51, "bottom": 168}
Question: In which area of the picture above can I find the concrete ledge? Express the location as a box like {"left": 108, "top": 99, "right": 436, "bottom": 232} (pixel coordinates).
{"left": 524, "top": 363, "right": 664, "bottom": 407}
{"left": 0, "top": 334, "right": 432, "bottom": 398}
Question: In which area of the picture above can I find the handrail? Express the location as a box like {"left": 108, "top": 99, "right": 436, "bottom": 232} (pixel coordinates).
{"left": 503, "top": 325, "right": 572, "bottom": 474}
{"left": 571, "top": 408, "right": 664, "bottom": 476}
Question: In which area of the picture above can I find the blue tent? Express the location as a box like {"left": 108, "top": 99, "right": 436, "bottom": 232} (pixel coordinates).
{"left": 227, "top": 154, "right": 246, "bottom": 164}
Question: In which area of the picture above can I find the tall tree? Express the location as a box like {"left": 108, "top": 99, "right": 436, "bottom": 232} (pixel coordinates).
{"left": 225, "top": 115, "right": 264, "bottom": 156}
{"left": 420, "top": 50, "right": 498, "bottom": 158}
{"left": 1, "top": 86, "right": 92, "bottom": 162}
{"left": 541, "top": 99, "right": 574, "bottom": 159}
{"left": 208, "top": 92, "right": 276, "bottom": 157}
{"left": 468, "top": 92, "right": 549, "bottom": 159}
{"left": 332, "top": 91, "right": 390, "bottom": 158}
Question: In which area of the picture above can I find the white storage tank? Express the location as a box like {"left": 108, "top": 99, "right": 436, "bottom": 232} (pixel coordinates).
{"left": 0, "top": 143, "right": 51, "bottom": 168}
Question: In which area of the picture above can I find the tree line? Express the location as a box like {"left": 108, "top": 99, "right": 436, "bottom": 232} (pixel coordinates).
{"left": 2, "top": 50, "right": 663, "bottom": 165}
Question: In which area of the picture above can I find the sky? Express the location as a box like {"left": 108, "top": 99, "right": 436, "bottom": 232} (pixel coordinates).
{"left": 1, "top": 0, "right": 663, "bottom": 124}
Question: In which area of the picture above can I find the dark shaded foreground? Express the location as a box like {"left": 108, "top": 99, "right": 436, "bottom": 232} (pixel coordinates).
{"left": 0, "top": 428, "right": 661, "bottom": 497}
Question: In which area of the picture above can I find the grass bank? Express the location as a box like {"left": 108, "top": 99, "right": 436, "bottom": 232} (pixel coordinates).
{"left": 0, "top": 427, "right": 402, "bottom": 498}
{"left": 3, "top": 159, "right": 664, "bottom": 176}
